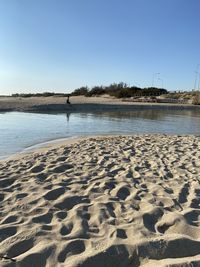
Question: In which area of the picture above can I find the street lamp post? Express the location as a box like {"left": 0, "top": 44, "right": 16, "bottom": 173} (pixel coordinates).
{"left": 152, "top": 73, "right": 160, "bottom": 87}
{"left": 194, "top": 64, "right": 200, "bottom": 90}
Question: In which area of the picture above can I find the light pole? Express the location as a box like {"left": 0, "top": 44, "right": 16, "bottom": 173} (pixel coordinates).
{"left": 152, "top": 73, "right": 160, "bottom": 87}
{"left": 194, "top": 64, "right": 200, "bottom": 90}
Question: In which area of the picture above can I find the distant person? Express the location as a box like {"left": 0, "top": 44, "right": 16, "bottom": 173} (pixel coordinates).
{"left": 66, "top": 94, "right": 71, "bottom": 104}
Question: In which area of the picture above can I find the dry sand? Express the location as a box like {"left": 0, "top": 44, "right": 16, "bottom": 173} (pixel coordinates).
{"left": 0, "top": 95, "right": 128, "bottom": 112}
{"left": 1, "top": 135, "right": 200, "bottom": 266}
{"left": 0, "top": 96, "right": 197, "bottom": 113}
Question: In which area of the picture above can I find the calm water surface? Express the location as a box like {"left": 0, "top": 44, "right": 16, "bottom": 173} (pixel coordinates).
{"left": 1, "top": 110, "right": 200, "bottom": 158}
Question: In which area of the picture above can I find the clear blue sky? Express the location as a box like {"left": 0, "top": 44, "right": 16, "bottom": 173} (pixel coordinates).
{"left": 0, "top": 0, "right": 200, "bottom": 95}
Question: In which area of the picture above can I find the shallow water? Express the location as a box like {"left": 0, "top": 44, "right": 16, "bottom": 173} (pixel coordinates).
{"left": 0, "top": 110, "right": 200, "bottom": 158}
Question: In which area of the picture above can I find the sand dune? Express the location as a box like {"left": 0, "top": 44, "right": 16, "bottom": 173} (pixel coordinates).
{"left": 0, "top": 135, "right": 200, "bottom": 266}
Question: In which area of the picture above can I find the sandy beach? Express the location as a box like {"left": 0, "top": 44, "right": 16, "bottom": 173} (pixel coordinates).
{"left": 0, "top": 134, "right": 200, "bottom": 266}
{"left": 0, "top": 96, "right": 198, "bottom": 113}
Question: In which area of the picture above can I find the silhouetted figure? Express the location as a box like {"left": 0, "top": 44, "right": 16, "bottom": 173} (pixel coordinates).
{"left": 66, "top": 94, "right": 71, "bottom": 104}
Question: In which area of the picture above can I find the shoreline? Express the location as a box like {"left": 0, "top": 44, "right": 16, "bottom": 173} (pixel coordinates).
{"left": 0, "top": 132, "right": 198, "bottom": 163}
{"left": 0, "top": 135, "right": 82, "bottom": 162}
{"left": 0, "top": 96, "right": 200, "bottom": 113}
{"left": 1, "top": 134, "right": 200, "bottom": 266}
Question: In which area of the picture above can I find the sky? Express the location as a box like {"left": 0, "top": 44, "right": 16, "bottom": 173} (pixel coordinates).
{"left": 0, "top": 0, "right": 200, "bottom": 95}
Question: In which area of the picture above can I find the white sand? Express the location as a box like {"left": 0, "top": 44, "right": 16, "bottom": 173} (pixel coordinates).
{"left": 0, "top": 135, "right": 200, "bottom": 266}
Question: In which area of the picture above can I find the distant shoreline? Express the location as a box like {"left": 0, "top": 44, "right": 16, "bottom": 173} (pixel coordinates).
{"left": 0, "top": 95, "right": 200, "bottom": 113}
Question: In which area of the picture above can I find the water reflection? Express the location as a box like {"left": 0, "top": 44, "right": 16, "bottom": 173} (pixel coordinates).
{"left": 88, "top": 109, "right": 200, "bottom": 121}
{"left": 66, "top": 113, "right": 71, "bottom": 122}
{"left": 95, "top": 110, "right": 167, "bottom": 121}
{"left": 1, "top": 110, "right": 200, "bottom": 158}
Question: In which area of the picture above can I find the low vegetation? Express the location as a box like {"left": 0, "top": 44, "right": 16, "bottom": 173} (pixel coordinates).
{"left": 10, "top": 83, "right": 168, "bottom": 99}
{"left": 192, "top": 92, "right": 200, "bottom": 105}
{"left": 10, "top": 84, "right": 200, "bottom": 105}
{"left": 11, "top": 92, "right": 68, "bottom": 97}
{"left": 71, "top": 82, "right": 168, "bottom": 98}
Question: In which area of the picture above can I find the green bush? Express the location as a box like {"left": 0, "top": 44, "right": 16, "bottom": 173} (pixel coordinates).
{"left": 192, "top": 93, "right": 200, "bottom": 105}
{"left": 71, "top": 87, "right": 89, "bottom": 96}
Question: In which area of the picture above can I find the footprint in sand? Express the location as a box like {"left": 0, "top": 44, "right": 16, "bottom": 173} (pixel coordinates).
{"left": 1, "top": 215, "right": 18, "bottom": 225}
{"left": 60, "top": 223, "right": 73, "bottom": 236}
{"left": 183, "top": 209, "right": 200, "bottom": 227}
{"left": 0, "top": 226, "right": 17, "bottom": 242}
{"left": 57, "top": 240, "right": 85, "bottom": 263}
{"left": 32, "top": 212, "right": 53, "bottom": 224}
{"left": 178, "top": 182, "right": 190, "bottom": 204}
{"left": 143, "top": 207, "right": 164, "bottom": 232}
{"left": 56, "top": 211, "right": 68, "bottom": 220}
{"left": 43, "top": 187, "right": 65, "bottom": 201}
{"left": 111, "top": 228, "right": 127, "bottom": 239}
{"left": 111, "top": 186, "right": 130, "bottom": 200}
{"left": 51, "top": 164, "right": 73, "bottom": 173}
{"left": 30, "top": 164, "right": 45, "bottom": 173}
{"left": 6, "top": 238, "right": 34, "bottom": 258}
{"left": 54, "top": 196, "right": 90, "bottom": 211}
{"left": 0, "top": 178, "right": 15, "bottom": 188}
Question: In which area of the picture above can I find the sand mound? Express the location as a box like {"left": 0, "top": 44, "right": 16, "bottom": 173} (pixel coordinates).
{"left": 0, "top": 135, "right": 200, "bottom": 266}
